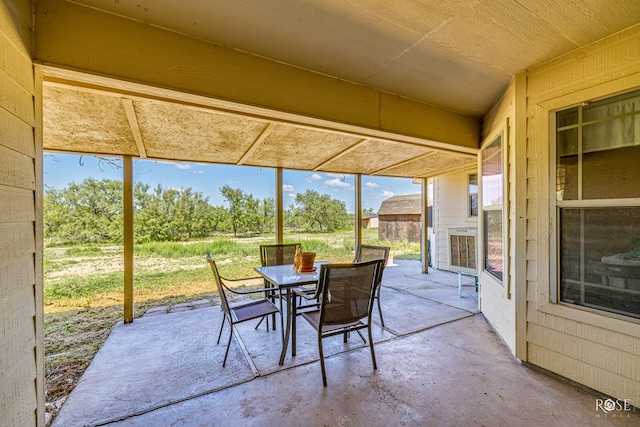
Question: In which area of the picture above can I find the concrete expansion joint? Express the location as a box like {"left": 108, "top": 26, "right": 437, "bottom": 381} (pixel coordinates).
{"left": 142, "top": 299, "right": 218, "bottom": 317}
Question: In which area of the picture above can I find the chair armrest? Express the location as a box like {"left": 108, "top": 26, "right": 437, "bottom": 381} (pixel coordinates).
{"left": 292, "top": 285, "right": 318, "bottom": 301}
{"left": 219, "top": 275, "right": 274, "bottom": 295}
{"left": 219, "top": 274, "right": 263, "bottom": 283}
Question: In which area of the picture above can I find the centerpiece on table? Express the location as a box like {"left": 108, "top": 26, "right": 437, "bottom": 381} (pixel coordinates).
{"left": 293, "top": 246, "right": 316, "bottom": 273}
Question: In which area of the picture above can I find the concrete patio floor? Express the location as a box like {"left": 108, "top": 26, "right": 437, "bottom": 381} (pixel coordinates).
{"left": 51, "top": 260, "right": 638, "bottom": 426}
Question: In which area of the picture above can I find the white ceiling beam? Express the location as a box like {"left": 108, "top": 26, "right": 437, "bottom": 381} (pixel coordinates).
{"left": 370, "top": 150, "right": 438, "bottom": 175}
{"left": 238, "top": 123, "right": 274, "bottom": 165}
{"left": 121, "top": 98, "right": 147, "bottom": 159}
{"left": 312, "top": 138, "right": 369, "bottom": 171}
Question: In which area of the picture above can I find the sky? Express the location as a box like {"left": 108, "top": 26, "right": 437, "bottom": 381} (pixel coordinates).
{"left": 43, "top": 153, "right": 421, "bottom": 213}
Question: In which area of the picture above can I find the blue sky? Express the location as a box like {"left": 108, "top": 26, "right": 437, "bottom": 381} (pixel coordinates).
{"left": 43, "top": 153, "right": 420, "bottom": 213}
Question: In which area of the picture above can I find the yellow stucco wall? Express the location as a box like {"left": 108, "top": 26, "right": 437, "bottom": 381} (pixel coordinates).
{"left": 0, "top": 0, "right": 44, "bottom": 425}
{"left": 523, "top": 24, "right": 640, "bottom": 406}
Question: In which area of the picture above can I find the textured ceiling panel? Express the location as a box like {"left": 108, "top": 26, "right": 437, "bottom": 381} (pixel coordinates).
{"left": 133, "top": 101, "right": 267, "bottom": 163}
{"left": 42, "top": 86, "right": 138, "bottom": 155}
{"left": 382, "top": 150, "right": 477, "bottom": 178}
{"left": 245, "top": 125, "right": 362, "bottom": 170}
{"left": 320, "top": 139, "right": 431, "bottom": 177}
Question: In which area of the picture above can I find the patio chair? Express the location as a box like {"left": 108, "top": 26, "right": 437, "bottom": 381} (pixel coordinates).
{"left": 259, "top": 243, "right": 301, "bottom": 332}
{"left": 206, "top": 254, "right": 280, "bottom": 367}
{"left": 294, "top": 259, "right": 384, "bottom": 386}
{"left": 354, "top": 244, "right": 390, "bottom": 327}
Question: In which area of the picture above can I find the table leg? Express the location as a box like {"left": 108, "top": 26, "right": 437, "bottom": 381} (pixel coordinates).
{"left": 278, "top": 288, "right": 292, "bottom": 365}
{"left": 291, "top": 289, "right": 297, "bottom": 357}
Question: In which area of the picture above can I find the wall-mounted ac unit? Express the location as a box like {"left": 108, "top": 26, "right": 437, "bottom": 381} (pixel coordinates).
{"left": 447, "top": 228, "right": 478, "bottom": 275}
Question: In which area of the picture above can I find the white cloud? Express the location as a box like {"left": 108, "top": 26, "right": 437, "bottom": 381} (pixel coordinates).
{"left": 365, "top": 181, "right": 379, "bottom": 188}
{"left": 174, "top": 163, "right": 192, "bottom": 170}
{"left": 283, "top": 184, "right": 294, "bottom": 192}
{"left": 325, "top": 177, "right": 352, "bottom": 189}
{"left": 382, "top": 190, "right": 394, "bottom": 198}
{"left": 193, "top": 170, "right": 204, "bottom": 174}
{"left": 306, "top": 173, "right": 322, "bottom": 182}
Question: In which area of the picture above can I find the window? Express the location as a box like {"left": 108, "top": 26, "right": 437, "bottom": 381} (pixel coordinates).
{"left": 555, "top": 90, "right": 640, "bottom": 319}
{"left": 468, "top": 174, "right": 478, "bottom": 217}
{"left": 481, "top": 135, "right": 503, "bottom": 281}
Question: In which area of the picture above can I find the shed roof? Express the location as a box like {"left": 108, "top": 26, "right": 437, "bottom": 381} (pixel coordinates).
{"left": 378, "top": 194, "right": 427, "bottom": 216}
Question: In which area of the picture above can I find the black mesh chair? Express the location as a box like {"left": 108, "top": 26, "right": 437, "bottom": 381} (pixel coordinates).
{"left": 260, "top": 243, "right": 301, "bottom": 267}
{"left": 354, "top": 244, "right": 390, "bottom": 326}
{"left": 294, "top": 259, "right": 384, "bottom": 386}
{"left": 259, "top": 243, "right": 301, "bottom": 332}
{"left": 206, "top": 254, "right": 279, "bottom": 367}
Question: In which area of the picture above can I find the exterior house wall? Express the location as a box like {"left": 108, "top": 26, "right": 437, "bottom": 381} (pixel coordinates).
{"left": 433, "top": 170, "right": 478, "bottom": 271}
{"left": 522, "top": 24, "right": 640, "bottom": 406}
{"left": 479, "top": 81, "right": 518, "bottom": 353}
{"left": 0, "top": 0, "right": 43, "bottom": 425}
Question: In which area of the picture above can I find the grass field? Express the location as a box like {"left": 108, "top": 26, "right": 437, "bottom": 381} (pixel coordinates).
{"left": 43, "top": 230, "right": 420, "bottom": 413}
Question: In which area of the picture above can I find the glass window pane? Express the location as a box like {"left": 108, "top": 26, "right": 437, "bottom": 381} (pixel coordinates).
{"left": 582, "top": 91, "right": 640, "bottom": 123}
{"left": 469, "top": 174, "right": 478, "bottom": 217}
{"left": 484, "top": 210, "right": 503, "bottom": 281}
{"left": 559, "top": 207, "right": 640, "bottom": 319}
{"left": 557, "top": 107, "right": 578, "bottom": 127}
{"left": 582, "top": 144, "right": 640, "bottom": 199}
{"left": 583, "top": 115, "right": 640, "bottom": 154}
{"left": 482, "top": 135, "right": 502, "bottom": 207}
{"left": 557, "top": 127, "right": 578, "bottom": 157}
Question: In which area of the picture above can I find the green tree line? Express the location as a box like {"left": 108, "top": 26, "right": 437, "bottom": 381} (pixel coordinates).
{"left": 44, "top": 178, "right": 350, "bottom": 244}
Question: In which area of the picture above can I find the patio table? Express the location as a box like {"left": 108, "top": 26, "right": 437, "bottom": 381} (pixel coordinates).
{"left": 254, "top": 262, "right": 326, "bottom": 365}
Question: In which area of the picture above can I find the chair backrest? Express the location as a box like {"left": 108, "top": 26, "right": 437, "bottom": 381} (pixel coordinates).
{"left": 260, "top": 243, "right": 301, "bottom": 267}
{"left": 354, "top": 244, "right": 390, "bottom": 268}
{"left": 317, "top": 259, "right": 383, "bottom": 326}
{"left": 354, "top": 245, "right": 389, "bottom": 290}
{"left": 206, "top": 254, "right": 231, "bottom": 317}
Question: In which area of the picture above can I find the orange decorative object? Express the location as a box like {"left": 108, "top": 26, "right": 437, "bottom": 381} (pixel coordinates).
{"left": 300, "top": 252, "right": 316, "bottom": 272}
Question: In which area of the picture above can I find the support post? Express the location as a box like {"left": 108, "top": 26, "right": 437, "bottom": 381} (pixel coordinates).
{"left": 421, "top": 178, "right": 430, "bottom": 274}
{"left": 355, "top": 174, "right": 362, "bottom": 248}
{"left": 123, "top": 156, "right": 134, "bottom": 323}
{"left": 276, "top": 167, "right": 283, "bottom": 244}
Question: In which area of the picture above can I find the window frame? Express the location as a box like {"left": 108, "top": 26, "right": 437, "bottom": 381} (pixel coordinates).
{"left": 467, "top": 173, "right": 478, "bottom": 218}
{"left": 551, "top": 89, "right": 640, "bottom": 319}
{"left": 480, "top": 130, "right": 507, "bottom": 284}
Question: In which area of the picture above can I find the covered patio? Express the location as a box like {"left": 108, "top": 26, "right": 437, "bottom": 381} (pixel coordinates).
{"left": 50, "top": 261, "right": 636, "bottom": 426}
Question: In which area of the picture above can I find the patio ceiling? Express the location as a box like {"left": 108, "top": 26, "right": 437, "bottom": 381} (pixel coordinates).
{"left": 41, "top": 0, "right": 640, "bottom": 179}
{"left": 42, "top": 80, "right": 477, "bottom": 179}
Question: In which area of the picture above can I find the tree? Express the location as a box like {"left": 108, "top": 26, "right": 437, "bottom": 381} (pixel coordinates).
{"left": 134, "top": 184, "right": 215, "bottom": 242}
{"left": 220, "top": 185, "right": 246, "bottom": 236}
{"left": 260, "top": 197, "right": 275, "bottom": 233}
{"left": 219, "top": 185, "right": 275, "bottom": 235}
{"left": 44, "top": 178, "right": 123, "bottom": 243}
{"left": 290, "top": 190, "right": 348, "bottom": 232}
{"left": 362, "top": 207, "right": 376, "bottom": 216}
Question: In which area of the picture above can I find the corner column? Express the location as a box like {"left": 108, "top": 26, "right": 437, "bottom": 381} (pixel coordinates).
{"left": 123, "top": 156, "right": 134, "bottom": 323}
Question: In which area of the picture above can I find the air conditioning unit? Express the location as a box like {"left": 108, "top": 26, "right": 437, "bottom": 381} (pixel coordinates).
{"left": 447, "top": 228, "right": 478, "bottom": 275}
